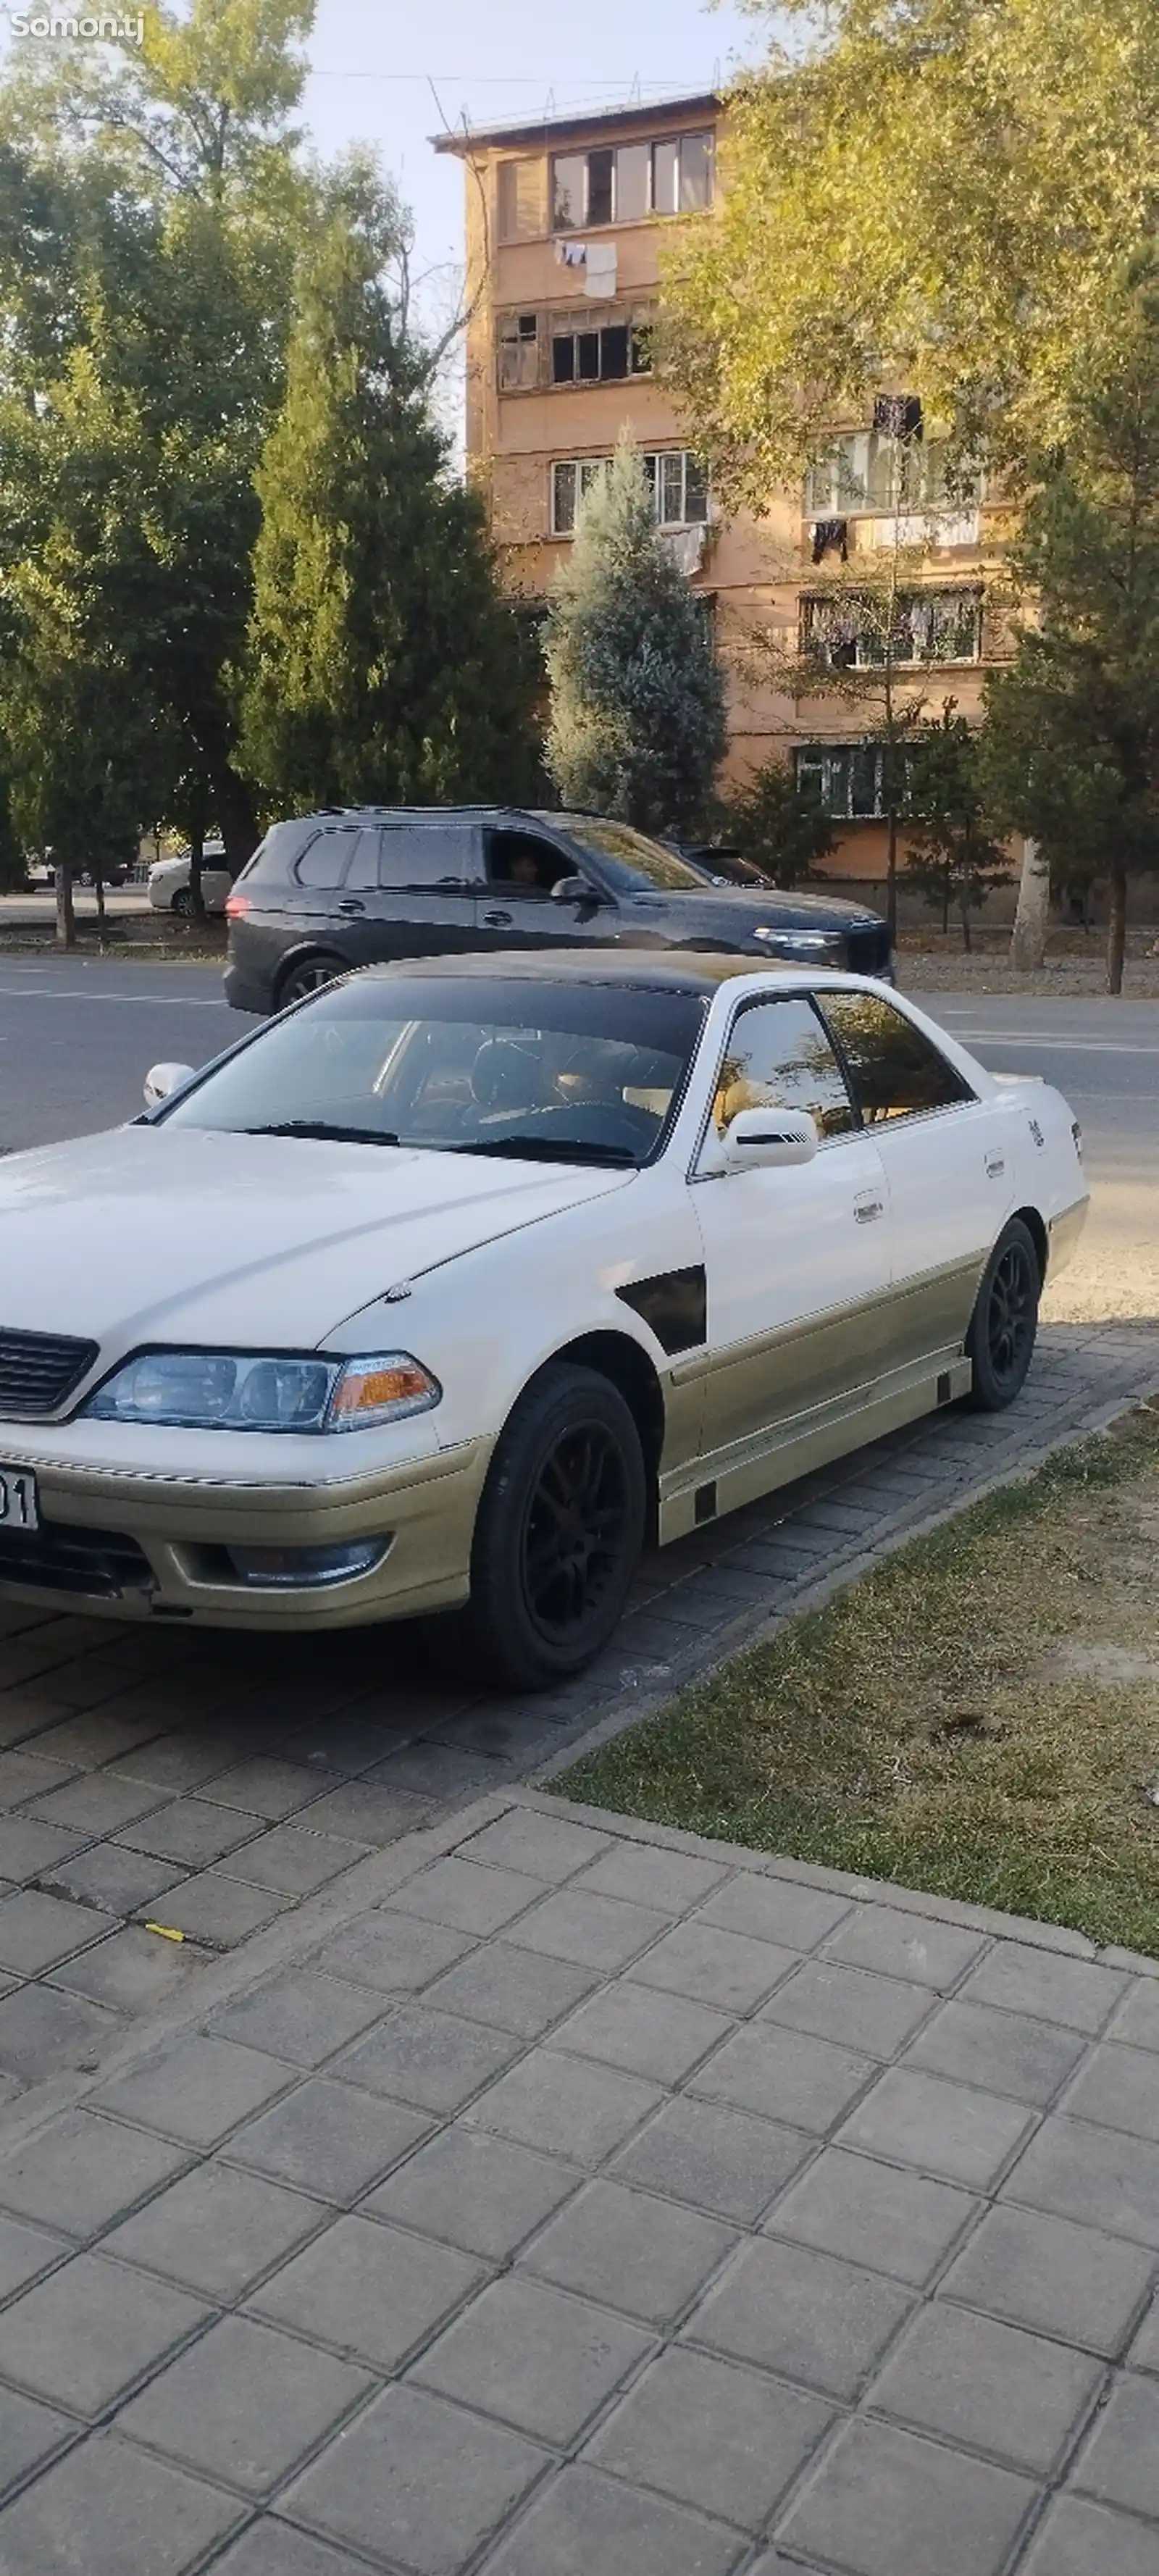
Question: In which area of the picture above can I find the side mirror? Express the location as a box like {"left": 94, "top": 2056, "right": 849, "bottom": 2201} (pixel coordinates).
{"left": 143, "top": 1062, "right": 196, "bottom": 1111}
{"left": 551, "top": 874, "right": 598, "bottom": 906}
{"left": 721, "top": 1105, "right": 819, "bottom": 1171}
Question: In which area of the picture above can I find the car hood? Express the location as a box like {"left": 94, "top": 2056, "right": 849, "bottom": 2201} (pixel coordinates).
{"left": 619, "top": 887, "right": 882, "bottom": 937}
{"left": 0, "top": 1126, "right": 634, "bottom": 1357}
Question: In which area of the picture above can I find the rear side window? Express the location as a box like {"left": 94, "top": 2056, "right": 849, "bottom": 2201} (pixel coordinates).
{"left": 378, "top": 823, "right": 480, "bottom": 889}
{"left": 294, "top": 829, "right": 361, "bottom": 890}
{"left": 820, "top": 992, "right": 974, "bottom": 1122}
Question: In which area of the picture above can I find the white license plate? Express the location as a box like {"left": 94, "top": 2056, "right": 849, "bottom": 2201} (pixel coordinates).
{"left": 0, "top": 1468, "right": 39, "bottom": 1534}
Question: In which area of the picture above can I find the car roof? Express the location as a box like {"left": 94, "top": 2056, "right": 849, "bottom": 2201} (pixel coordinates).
{"left": 357, "top": 950, "right": 837, "bottom": 997}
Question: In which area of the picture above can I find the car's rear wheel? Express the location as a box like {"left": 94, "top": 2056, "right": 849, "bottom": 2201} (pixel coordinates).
{"left": 469, "top": 1363, "right": 646, "bottom": 1691}
{"left": 967, "top": 1218, "right": 1040, "bottom": 1410}
{"left": 277, "top": 955, "right": 344, "bottom": 1009}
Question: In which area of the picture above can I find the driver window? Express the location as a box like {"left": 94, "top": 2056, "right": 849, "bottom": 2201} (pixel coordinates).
{"left": 713, "top": 996, "right": 858, "bottom": 1142}
{"left": 487, "top": 829, "right": 567, "bottom": 895}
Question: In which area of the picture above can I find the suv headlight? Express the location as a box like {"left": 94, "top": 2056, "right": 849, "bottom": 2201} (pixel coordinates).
{"left": 753, "top": 927, "right": 843, "bottom": 953}
{"left": 82, "top": 1350, "right": 442, "bottom": 1434}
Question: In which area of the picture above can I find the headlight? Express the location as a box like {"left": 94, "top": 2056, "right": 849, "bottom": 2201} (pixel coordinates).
{"left": 82, "top": 1350, "right": 442, "bottom": 1434}
{"left": 753, "top": 927, "right": 842, "bottom": 953}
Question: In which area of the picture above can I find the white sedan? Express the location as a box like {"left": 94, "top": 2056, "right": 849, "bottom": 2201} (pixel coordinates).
{"left": 0, "top": 955, "right": 1087, "bottom": 1689}
{"left": 148, "top": 845, "right": 233, "bottom": 917}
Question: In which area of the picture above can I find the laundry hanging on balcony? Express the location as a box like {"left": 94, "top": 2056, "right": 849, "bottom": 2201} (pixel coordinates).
{"left": 811, "top": 518, "right": 849, "bottom": 564}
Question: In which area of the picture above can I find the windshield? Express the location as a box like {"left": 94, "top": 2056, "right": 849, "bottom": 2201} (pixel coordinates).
{"left": 556, "top": 816, "right": 711, "bottom": 893}
{"left": 162, "top": 975, "right": 706, "bottom": 1168}
{"left": 685, "top": 848, "right": 767, "bottom": 887}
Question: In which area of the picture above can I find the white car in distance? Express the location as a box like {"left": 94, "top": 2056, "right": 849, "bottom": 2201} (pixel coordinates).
{"left": 0, "top": 955, "right": 1087, "bottom": 1690}
{"left": 148, "top": 842, "right": 233, "bottom": 917}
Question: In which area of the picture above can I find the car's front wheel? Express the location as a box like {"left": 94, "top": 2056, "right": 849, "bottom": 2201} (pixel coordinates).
{"left": 967, "top": 1218, "right": 1041, "bottom": 1410}
{"left": 172, "top": 887, "right": 196, "bottom": 917}
{"left": 277, "top": 954, "right": 345, "bottom": 1009}
{"left": 469, "top": 1363, "right": 647, "bottom": 1691}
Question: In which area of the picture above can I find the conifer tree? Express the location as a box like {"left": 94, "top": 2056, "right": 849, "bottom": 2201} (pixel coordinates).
{"left": 240, "top": 168, "right": 536, "bottom": 809}
{"left": 545, "top": 438, "right": 726, "bottom": 833}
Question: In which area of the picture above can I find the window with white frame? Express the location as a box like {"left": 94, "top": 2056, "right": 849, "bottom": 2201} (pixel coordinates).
{"left": 795, "top": 743, "right": 915, "bottom": 819}
{"left": 551, "top": 131, "right": 714, "bottom": 231}
{"left": 805, "top": 435, "right": 982, "bottom": 517}
{"left": 497, "top": 312, "right": 540, "bottom": 391}
{"left": 550, "top": 450, "right": 709, "bottom": 536}
{"left": 800, "top": 588, "right": 984, "bottom": 669}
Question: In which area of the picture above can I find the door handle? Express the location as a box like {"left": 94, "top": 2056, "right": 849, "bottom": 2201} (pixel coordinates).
{"left": 337, "top": 898, "right": 365, "bottom": 916}
{"left": 986, "top": 1152, "right": 1006, "bottom": 1179}
{"left": 854, "top": 1192, "right": 884, "bottom": 1224}
{"left": 483, "top": 908, "right": 511, "bottom": 927}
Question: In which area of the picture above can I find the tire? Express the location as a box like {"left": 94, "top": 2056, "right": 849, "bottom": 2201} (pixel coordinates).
{"left": 469, "top": 1363, "right": 647, "bottom": 1691}
{"left": 172, "top": 887, "right": 196, "bottom": 917}
{"left": 966, "top": 1218, "right": 1040, "bottom": 1410}
{"left": 277, "top": 954, "right": 344, "bottom": 1009}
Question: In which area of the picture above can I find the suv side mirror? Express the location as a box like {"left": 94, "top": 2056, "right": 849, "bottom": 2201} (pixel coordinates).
{"left": 143, "top": 1062, "right": 196, "bottom": 1111}
{"left": 721, "top": 1105, "right": 819, "bottom": 1171}
{"left": 551, "top": 874, "right": 598, "bottom": 906}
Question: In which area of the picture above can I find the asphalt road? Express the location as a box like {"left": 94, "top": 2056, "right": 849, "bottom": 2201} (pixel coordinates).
{"left": 0, "top": 956, "right": 240, "bottom": 1151}
{"left": 0, "top": 963, "right": 1154, "bottom": 1309}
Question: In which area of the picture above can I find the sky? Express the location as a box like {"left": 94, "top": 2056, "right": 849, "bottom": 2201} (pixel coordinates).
{"left": 301, "top": 0, "right": 769, "bottom": 296}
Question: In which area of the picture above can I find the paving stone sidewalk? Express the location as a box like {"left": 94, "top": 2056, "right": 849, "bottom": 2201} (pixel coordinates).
{"left": 0, "top": 1320, "right": 1155, "bottom": 2117}
{"left": 0, "top": 1785, "right": 1155, "bottom": 2575}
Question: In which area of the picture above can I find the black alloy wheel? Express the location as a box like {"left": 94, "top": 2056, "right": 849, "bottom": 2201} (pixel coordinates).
{"left": 522, "top": 1421, "right": 632, "bottom": 1645}
{"left": 469, "top": 1363, "right": 647, "bottom": 1690}
{"left": 277, "top": 955, "right": 343, "bottom": 1009}
{"left": 967, "top": 1217, "right": 1040, "bottom": 1410}
{"left": 172, "top": 886, "right": 196, "bottom": 917}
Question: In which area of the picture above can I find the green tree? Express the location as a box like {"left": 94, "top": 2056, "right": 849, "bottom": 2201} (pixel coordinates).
{"left": 982, "top": 265, "right": 1159, "bottom": 995}
{"left": 0, "top": 1, "right": 316, "bottom": 874}
{"left": 239, "top": 167, "right": 536, "bottom": 808}
{"left": 721, "top": 758, "right": 834, "bottom": 887}
{"left": 904, "top": 700, "right": 1008, "bottom": 949}
{"left": 545, "top": 438, "right": 726, "bottom": 832}
{"left": 662, "top": 0, "right": 1159, "bottom": 506}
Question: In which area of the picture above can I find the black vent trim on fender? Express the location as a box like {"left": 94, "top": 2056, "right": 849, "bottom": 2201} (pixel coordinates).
{"left": 616, "top": 1265, "right": 707, "bottom": 1357}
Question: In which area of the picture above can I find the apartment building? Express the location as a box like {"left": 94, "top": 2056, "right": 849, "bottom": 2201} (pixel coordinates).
{"left": 436, "top": 93, "right": 1008, "bottom": 897}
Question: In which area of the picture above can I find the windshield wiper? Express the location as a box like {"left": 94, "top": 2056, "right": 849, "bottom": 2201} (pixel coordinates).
{"left": 450, "top": 1135, "right": 637, "bottom": 1167}
{"left": 242, "top": 1121, "right": 402, "bottom": 1146}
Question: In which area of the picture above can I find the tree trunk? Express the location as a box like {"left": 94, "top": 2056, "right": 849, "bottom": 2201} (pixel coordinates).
{"left": 885, "top": 808, "right": 898, "bottom": 944}
{"left": 54, "top": 860, "right": 75, "bottom": 950}
{"left": 93, "top": 872, "right": 106, "bottom": 941}
{"left": 961, "top": 892, "right": 972, "bottom": 953}
{"left": 1010, "top": 835, "right": 1050, "bottom": 969}
{"left": 1106, "top": 855, "right": 1127, "bottom": 995}
{"left": 212, "top": 765, "right": 259, "bottom": 878}
{"left": 188, "top": 825, "right": 206, "bottom": 919}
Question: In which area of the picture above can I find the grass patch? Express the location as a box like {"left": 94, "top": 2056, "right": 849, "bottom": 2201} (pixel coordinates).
{"left": 556, "top": 1408, "right": 1159, "bottom": 1956}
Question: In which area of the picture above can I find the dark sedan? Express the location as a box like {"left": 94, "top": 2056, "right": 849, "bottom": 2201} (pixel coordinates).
{"left": 224, "top": 807, "right": 892, "bottom": 1013}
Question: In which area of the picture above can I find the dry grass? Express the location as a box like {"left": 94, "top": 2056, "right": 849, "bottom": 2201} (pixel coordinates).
{"left": 558, "top": 1408, "right": 1159, "bottom": 1955}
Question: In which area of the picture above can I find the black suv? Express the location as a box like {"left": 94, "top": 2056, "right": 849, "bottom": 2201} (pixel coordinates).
{"left": 223, "top": 808, "right": 892, "bottom": 1013}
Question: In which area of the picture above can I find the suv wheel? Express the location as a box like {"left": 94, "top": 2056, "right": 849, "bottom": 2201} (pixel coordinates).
{"left": 469, "top": 1363, "right": 646, "bottom": 1691}
{"left": 277, "top": 955, "right": 344, "bottom": 1009}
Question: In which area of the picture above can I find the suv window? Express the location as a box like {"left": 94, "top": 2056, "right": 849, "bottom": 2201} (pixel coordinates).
{"left": 713, "top": 995, "right": 858, "bottom": 1142}
{"left": 487, "top": 829, "right": 569, "bottom": 895}
{"left": 378, "top": 822, "right": 478, "bottom": 890}
{"left": 820, "top": 992, "right": 974, "bottom": 1122}
{"left": 294, "top": 827, "right": 362, "bottom": 890}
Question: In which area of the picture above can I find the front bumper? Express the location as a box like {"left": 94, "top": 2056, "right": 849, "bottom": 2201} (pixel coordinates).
{"left": 0, "top": 1437, "right": 493, "bottom": 1630}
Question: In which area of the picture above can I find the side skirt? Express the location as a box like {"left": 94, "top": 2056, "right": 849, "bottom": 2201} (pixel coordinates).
{"left": 658, "top": 1347, "right": 974, "bottom": 1545}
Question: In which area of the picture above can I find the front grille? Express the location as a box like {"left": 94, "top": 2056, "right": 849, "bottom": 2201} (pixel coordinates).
{"left": 845, "top": 924, "right": 893, "bottom": 977}
{"left": 0, "top": 1521, "right": 154, "bottom": 1600}
{"left": 0, "top": 1329, "right": 99, "bottom": 1418}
